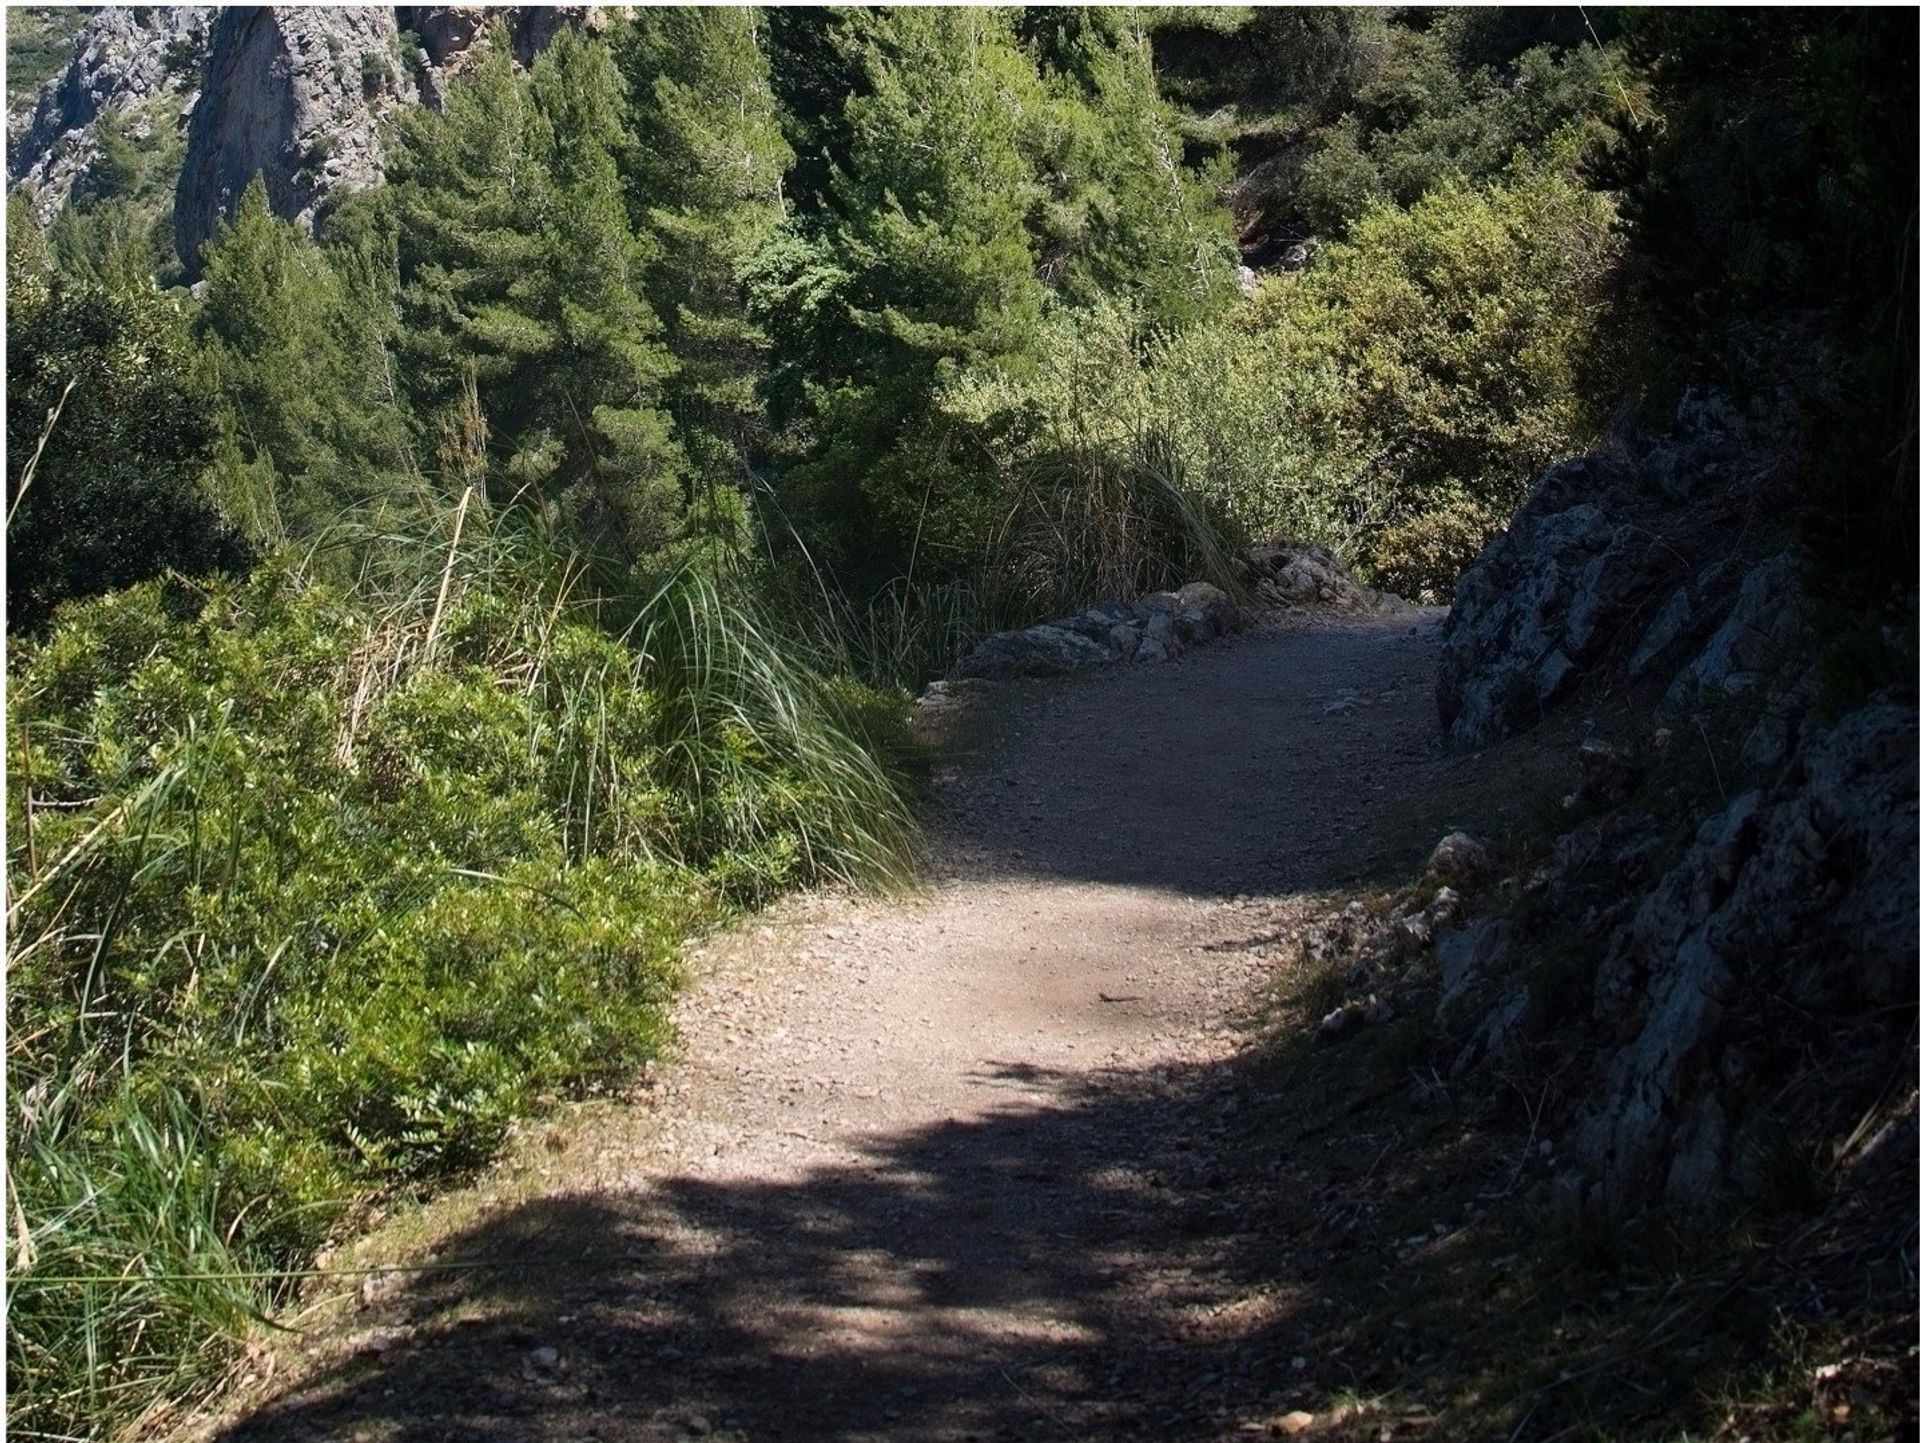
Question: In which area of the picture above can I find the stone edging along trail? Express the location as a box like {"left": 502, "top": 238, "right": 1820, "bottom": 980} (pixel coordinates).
{"left": 194, "top": 601, "right": 1451, "bottom": 1443}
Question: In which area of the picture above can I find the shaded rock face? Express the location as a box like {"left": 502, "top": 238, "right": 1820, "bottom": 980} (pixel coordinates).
{"left": 1574, "top": 700, "right": 1918, "bottom": 1207}
{"left": 8, "top": 7, "right": 212, "bottom": 223}
{"left": 174, "top": 7, "right": 418, "bottom": 275}
{"left": 1321, "top": 693, "right": 1915, "bottom": 1215}
{"left": 1437, "top": 398, "right": 1789, "bottom": 752}
{"left": 1419, "top": 392, "right": 1918, "bottom": 1215}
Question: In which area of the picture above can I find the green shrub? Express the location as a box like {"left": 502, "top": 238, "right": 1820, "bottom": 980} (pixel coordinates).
{"left": 1367, "top": 493, "right": 1503, "bottom": 602}
{"left": 939, "top": 148, "right": 1621, "bottom": 599}
{"left": 6, "top": 528, "right": 916, "bottom": 1438}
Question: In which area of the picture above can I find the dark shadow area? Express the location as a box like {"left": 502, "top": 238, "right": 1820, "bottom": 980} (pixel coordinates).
{"left": 212, "top": 1018, "right": 1913, "bottom": 1443}
{"left": 217, "top": 1049, "right": 1209, "bottom": 1437}
{"left": 213, "top": 1042, "right": 1415, "bottom": 1442}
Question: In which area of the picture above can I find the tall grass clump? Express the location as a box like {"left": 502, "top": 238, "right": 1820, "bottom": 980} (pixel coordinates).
{"left": 768, "top": 439, "right": 1244, "bottom": 695}
{"left": 6, "top": 501, "right": 917, "bottom": 1438}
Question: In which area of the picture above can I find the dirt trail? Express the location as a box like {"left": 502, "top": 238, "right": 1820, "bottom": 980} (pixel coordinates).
{"left": 209, "top": 609, "right": 1451, "bottom": 1443}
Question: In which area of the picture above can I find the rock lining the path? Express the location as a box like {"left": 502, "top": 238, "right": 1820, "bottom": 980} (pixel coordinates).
{"left": 948, "top": 581, "right": 1244, "bottom": 680}
{"left": 945, "top": 540, "right": 1410, "bottom": 683}
{"left": 1241, "top": 539, "right": 1415, "bottom": 615}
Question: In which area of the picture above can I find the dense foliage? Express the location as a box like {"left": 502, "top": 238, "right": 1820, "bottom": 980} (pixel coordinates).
{"left": 7, "top": 534, "right": 913, "bottom": 1436}
{"left": 7, "top": 5, "right": 1913, "bottom": 1435}
{"left": 6, "top": 212, "right": 249, "bottom": 632}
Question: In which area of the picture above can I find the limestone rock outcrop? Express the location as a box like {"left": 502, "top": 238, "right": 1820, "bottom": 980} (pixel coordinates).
{"left": 1437, "top": 395, "right": 1788, "bottom": 752}
{"left": 944, "top": 539, "right": 1414, "bottom": 682}
{"left": 1415, "top": 389, "right": 1918, "bottom": 1213}
{"left": 1241, "top": 538, "right": 1413, "bottom": 615}
{"left": 8, "top": 7, "right": 212, "bottom": 224}
{"left": 4, "top": 6, "right": 602, "bottom": 276}
{"left": 172, "top": 7, "right": 419, "bottom": 274}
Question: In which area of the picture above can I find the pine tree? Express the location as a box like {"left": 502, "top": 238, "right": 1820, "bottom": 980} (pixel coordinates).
{"left": 1025, "top": 8, "right": 1238, "bottom": 327}
{"left": 755, "top": 8, "right": 1051, "bottom": 586}
{"left": 198, "top": 178, "right": 350, "bottom": 483}
{"left": 613, "top": 7, "right": 791, "bottom": 526}
{"left": 194, "top": 178, "right": 412, "bottom": 543}
{"left": 388, "top": 25, "right": 681, "bottom": 565}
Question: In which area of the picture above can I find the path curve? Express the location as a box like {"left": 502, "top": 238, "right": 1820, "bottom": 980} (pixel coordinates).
{"left": 211, "top": 609, "right": 1447, "bottom": 1443}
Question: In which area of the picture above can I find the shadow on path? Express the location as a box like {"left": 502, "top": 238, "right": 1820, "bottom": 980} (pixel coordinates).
{"left": 217, "top": 1043, "right": 1463, "bottom": 1443}
{"left": 924, "top": 613, "right": 1450, "bottom": 898}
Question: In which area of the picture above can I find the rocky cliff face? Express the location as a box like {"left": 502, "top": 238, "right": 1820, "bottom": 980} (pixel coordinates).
{"left": 172, "top": 7, "right": 418, "bottom": 272}
{"left": 1415, "top": 396, "right": 1917, "bottom": 1212}
{"left": 9, "top": 6, "right": 594, "bottom": 276}
{"left": 1437, "top": 393, "right": 1817, "bottom": 759}
{"left": 8, "top": 6, "right": 211, "bottom": 223}
{"left": 1292, "top": 393, "right": 1915, "bottom": 1221}
{"left": 173, "top": 7, "right": 600, "bottom": 271}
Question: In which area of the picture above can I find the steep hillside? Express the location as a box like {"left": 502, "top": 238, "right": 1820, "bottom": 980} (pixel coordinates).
{"left": 7, "top": 6, "right": 598, "bottom": 275}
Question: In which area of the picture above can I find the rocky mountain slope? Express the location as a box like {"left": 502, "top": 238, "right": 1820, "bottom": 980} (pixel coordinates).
{"left": 7, "top": 6, "right": 598, "bottom": 274}
{"left": 1303, "top": 391, "right": 1917, "bottom": 1215}
{"left": 8, "top": 6, "right": 209, "bottom": 223}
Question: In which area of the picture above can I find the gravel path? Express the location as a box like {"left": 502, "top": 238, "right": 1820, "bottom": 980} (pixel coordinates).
{"left": 211, "top": 609, "right": 1449, "bottom": 1443}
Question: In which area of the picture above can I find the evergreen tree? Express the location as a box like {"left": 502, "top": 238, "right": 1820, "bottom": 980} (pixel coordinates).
{"left": 6, "top": 204, "right": 249, "bottom": 630}
{"left": 388, "top": 25, "right": 681, "bottom": 565}
{"left": 760, "top": 8, "right": 873, "bottom": 219}
{"left": 613, "top": 7, "right": 791, "bottom": 527}
{"left": 1025, "top": 8, "right": 1238, "bottom": 326}
{"left": 194, "top": 178, "right": 412, "bottom": 545}
{"left": 755, "top": 8, "right": 1050, "bottom": 585}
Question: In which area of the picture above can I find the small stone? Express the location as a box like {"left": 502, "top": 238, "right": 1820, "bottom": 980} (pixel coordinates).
{"left": 683, "top": 1415, "right": 713, "bottom": 1437}
{"left": 1425, "top": 831, "right": 1491, "bottom": 883}
{"left": 528, "top": 1346, "right": 560, "bottom": 1371}
{"left": 1275, "top": 1411, "right": 1316, "bottom": 1435}
{"left": 1318, "top": 1004, "right": 1358, "bottom": 1039}
{"left": 1290, "top": 1355, "right": 1307, "bottom": 1370}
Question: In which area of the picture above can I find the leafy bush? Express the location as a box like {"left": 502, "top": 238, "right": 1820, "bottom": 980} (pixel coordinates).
{"left": 6, "top": 525, "right": 915, "bottom": 1438}
{"left": 936, "top": 151, "right": 1620, "bottom": 601}
{"left": 1265, "top": 148, "right": 1622, "bottom": 594}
